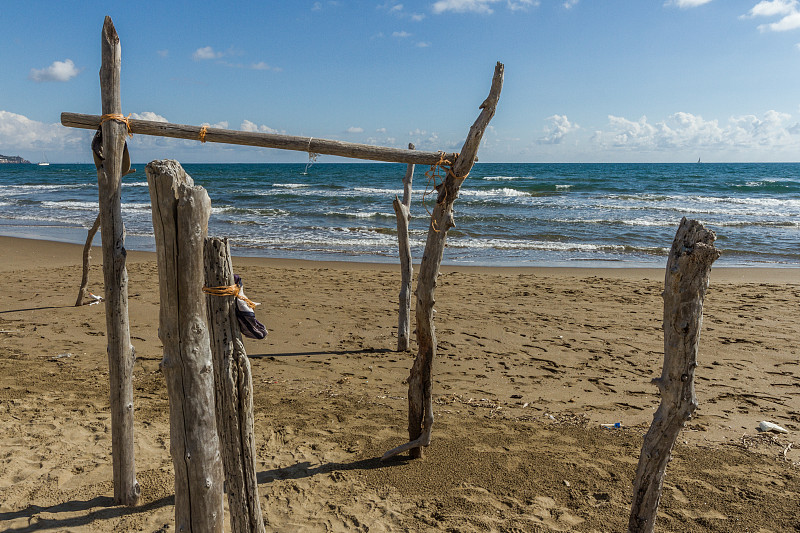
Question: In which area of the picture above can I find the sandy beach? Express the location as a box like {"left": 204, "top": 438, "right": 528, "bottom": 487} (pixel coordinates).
{"left": 0, "top": 235, "right": 798, "bottom": 532}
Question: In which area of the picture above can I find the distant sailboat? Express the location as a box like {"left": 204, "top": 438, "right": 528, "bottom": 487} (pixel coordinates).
{"left": 697, "top": 157, "right": 701, "bottom": 164}
{"left": 37, "top": 153, "right": 50, "bottom": 166}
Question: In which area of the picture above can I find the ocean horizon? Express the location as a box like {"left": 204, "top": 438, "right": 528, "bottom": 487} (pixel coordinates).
{"left": 0, "top": 162, "right": 797, "bottom": 268}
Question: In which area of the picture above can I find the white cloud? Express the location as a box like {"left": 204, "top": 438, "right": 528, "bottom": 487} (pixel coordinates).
{"left": 562, "top": 0, "right": 578, "bottom": 8}
{"left": 664, "top": 0, "right": 713, "bottom": 7}
{"left": 346, "top": 126, "right": 364, "bottom": 133}
{"left": 29, "top": 59, "right": 80, "bottom": 82}
{"left": 0, "top": 110, "right": 88, "bottom": 152}
{"left": 742, "top": 0, "right": 797, "bottom": 18}
{"left": 537, "top": 114, "right": 580, "bottom": 144}
{"left": 312, "top": 2, "right": 323, "bottom": 10}
{"left": 759, "top": 11, "right": 800, "bottom": 31}
{"left": 376, "top": 127, "right": 387, "bottom": 133}
{"left": 416, "top": 41, "right": 431, "bottom": 47}
{"left": 432, "top": 0, "right": 500, "bottom": 14}
{"left": 157, "top": 50, "right": 169, "bottom": 58}
{"left": 241, "top": 120, "right": 278, "bottom": 134}
{"left": 193, "top": 46, "right": 223, "bottom": 60}
{"left": 432, "top": 0, "right": 537, "bottom": 13}
{"left": 592, "top": 111, "right": 799, "bottom": 152}
{"left": 203, "top": 121, "right": 230, "bottom": 129}
{"left": 250, "top": 62, "right": 272, "bottom": 70}
{"left": 508, "top": 0, "right": 539, "bottom": 10}
{"left": 366, "top": 136, "right": 398, "bottom": 146}
{"left": 393, "top": 31, "right": 412, "bottom": 37}
{"left": 411, "top": 13, "right": 427, "bottom": 20}
{"left": 130, "top": 112, "right": 169, "bottom": 122}
{"left": 741, "top": 0, "right": 800, "bottom": 32}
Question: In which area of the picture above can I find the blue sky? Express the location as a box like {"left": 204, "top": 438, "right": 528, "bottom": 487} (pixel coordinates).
{"left": 1, "top": 0, "right": 799, "bottom": 163}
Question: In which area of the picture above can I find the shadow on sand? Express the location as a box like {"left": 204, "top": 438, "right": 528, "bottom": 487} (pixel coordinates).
{"left": 0, "top": 495, "right": 173, "bottom": 533}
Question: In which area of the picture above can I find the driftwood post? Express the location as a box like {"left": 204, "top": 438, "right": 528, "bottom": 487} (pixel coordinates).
{"left": 204, "top": 237, "right": 266, "bottom": 533}
{"left": 393, "top": 143, "right": 415, "bottom": 351}
{"left": 96, "top": 16, "right": 139, "bottom": 505}
{"left": 147, "top": 159, "right": 224, "bottom": 532}
{"left": 62, "top": 112, "right": 459, "bottom": 166}
{"left": 628, "top": 217, "right": 720, "bottom": 533}
{"left": 384, "top": 62, "right": 504, "bottom": 460}
{"left": 75, "top": 214, "right": 101, "bottom": 306}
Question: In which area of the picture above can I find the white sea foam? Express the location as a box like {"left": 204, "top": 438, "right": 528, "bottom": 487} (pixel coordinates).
{"left": 324, "top": 210, "right": 395, "bottom": 219}
{"left": 3, "top": 184, "right": 86, "bottom": 193}
{"left": 353, "top": 186, "right": 405, "bottom": 196}
{"left": 460, "top": 188, "right": 529, "bottom": 198}
{"left": 272, "top": 183, "right": 311, "bottom": 189}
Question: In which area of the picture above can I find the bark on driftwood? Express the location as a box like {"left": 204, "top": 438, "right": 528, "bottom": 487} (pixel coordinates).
{"left": 383, "top": 62, "right": 504, "bottom": 460}
{"left": 61, "top": 112, "right": 458, "bottom": 166}
{"left": 393, "top": 143, "right": 415, "bottom": 351}
{"left": 204, "top": 237, "right": 265, "bottom": 533}
{"left": 75, "top": 214, "right": 101, "bottom": 306}
{"left": 96, "top": 16, "right": 139, "bottom": 505}
{"left": 147, "top": 159, "right": 224, "bottom": 532}
{"left": 628, "top": 217, "right": 720, "bottom": 533}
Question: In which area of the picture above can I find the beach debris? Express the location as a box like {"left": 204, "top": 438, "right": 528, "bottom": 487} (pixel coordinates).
{"left": 51, "top": 352, "right": 73, "bottom": 361}
{"left": 601, "top": 422, "right": 622, "bottom": 429}
{"left": 758, "top": 421, "right": 789, "bottom": 434}
{"left": 87, "top": 292, "right": 104, "bottom": 305}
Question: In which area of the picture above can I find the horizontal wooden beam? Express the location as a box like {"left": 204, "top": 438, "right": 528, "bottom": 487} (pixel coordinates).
{"left": 61, "top": 112, "right": 458, "bottom": 166}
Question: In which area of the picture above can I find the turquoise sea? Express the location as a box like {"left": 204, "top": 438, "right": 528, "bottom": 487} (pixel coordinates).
{"left": 0, "top": 162, "right": 798, "bottom": 267}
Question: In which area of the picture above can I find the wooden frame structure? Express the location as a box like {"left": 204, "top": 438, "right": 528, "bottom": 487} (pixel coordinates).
{"left": 56, "top": 16, "right": 723, "bottom": 533}
{"left": 61, "top": 16, "right": 504, "bottom": 527}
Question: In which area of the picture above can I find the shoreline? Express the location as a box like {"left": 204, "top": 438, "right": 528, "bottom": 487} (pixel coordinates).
{"left": 1, "top": 235, "right": 798, "bottom": 283}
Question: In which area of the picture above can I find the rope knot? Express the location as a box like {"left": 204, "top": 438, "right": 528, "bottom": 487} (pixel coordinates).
{"left": 202, "top": 283, "right": 260, "bottom": 310}
{"left": 100, "top": 113, "right": 133, "bottom": 137}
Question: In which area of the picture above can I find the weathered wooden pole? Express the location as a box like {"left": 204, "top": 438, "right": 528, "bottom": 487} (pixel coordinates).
{"left": 75, "top": 214, "right": 101, "bottom": 306}
{"left": 628, "top": 217, "right": 720, "bottom": 533}
{"left": 204, "top": 237, "right": 266, "bottom": 533}
{"left": 96, "top": 16, "right": 139, "bottom": 505}
{"left": 61, "top": 112, "right": 458, "bottom": 166}
{"left": 147, "top": 159, "right": 224, "bottom": 532}
{"left": 393, "top": 143, "right": 415, "bottom": 351}
{"left": 383, "top": 62, "right": 504, "bottom": 460}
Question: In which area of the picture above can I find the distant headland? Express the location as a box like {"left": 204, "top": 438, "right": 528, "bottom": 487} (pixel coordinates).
{"left": 0, "top": 154, "right": 32, "bottom": 164}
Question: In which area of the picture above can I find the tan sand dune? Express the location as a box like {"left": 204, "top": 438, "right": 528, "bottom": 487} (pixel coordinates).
{"left": 0, "top": 236, "right": 798, "bottom": 532}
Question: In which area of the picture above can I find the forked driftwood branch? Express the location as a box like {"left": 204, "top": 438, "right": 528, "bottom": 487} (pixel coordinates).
{"left": 75, "top": 214, "right": 101, "bottom": 306}
{"left": 393, "top": 143, "right": 415, "bottom": 352}
{"left": 61, "top": 112, "right": 458, "bottom": 166}
{"left": 383, "top": 62, "right": 504, "bottom": 461}
{"left": 628, "top": 217, "right": 720, "bottom": 533}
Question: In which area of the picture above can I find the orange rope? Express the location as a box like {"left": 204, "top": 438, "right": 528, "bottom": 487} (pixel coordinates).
{"left": 100, "top": 113, "right": 133, "bottom": 137}
{"left": 199, "top": 125, "right": 208, "bottom": 143}
{"left": 203, "top": 284, "right": 260, "bottom": 309}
